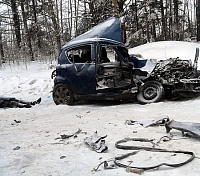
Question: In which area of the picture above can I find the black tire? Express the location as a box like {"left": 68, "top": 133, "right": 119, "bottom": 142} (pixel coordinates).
{"left": 53, "top": 83, "right": 75, "bottom": 105}
{"left": 137, "top": 81, "right": 165, "bottom": 104}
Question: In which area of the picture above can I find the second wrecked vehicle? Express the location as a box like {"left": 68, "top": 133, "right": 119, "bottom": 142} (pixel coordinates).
{"left": 52, "top": 17, "right": 200, "bottom": 105}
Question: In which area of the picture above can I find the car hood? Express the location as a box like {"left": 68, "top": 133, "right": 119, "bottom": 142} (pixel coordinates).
{"left": 69, "top": 17, "right": 123, "bottom": 44}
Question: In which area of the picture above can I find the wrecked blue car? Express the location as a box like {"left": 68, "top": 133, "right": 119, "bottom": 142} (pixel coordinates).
{"left": 51, "top": 17, "right": 156, "bottom": 105}
{"left": 52, "top": 17, "right": 200, "bottom": 105}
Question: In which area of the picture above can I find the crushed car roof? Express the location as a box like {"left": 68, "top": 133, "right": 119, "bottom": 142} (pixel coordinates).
{"left": 62, "top": 17, "right": 124, "bottom": 49}
{"left": 62, "top": 38, "right": 125, "bottom": 49}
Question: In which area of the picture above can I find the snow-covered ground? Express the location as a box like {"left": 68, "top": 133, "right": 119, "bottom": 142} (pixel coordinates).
{"left": 1, "top": 41, "right": 200, "bottom": 176}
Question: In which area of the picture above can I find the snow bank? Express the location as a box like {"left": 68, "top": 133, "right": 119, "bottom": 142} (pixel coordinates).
{"left": 129, "top": 41, "right": 200, "bottom": 67}
{"left": 0, "top": 61, "right": 54, "bottom": 104}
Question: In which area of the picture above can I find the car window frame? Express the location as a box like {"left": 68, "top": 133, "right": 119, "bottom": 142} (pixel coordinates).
{"left": 64, "top": 44, "right": 93, "bottom": 64}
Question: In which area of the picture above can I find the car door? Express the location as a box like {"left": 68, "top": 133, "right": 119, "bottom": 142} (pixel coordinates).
{"left": 58, "top": 44, "right": 97, "bottom": 95}
{"left": 96, "top": 45, "right": 132, "bottom": 92}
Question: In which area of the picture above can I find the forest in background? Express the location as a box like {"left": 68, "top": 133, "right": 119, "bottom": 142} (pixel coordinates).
{"left": 0, "top": 0, "right": 200, "bottom": 66}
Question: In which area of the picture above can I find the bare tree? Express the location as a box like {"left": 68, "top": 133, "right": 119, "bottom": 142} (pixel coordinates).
{"left": 173, "top": 0, "right": 179, "bottom": 40}
{"left": 45, "top": 0, "right": 61, "bottom": 54}
{"left": 32, "top": 0, "right": 41, "bottom": 48}
{"left": 0, "top": 16, "right": 5, "bottom": 63}
{"left": 20, "top": 0, "right": 34, "bottom": 61}
{"left": 160, "top": 0, "right": 167, "bottom": 40}
{"left": 10, "top": 0, "right": 21, "bottom": 47}
{"left": 197, "top": 0, "right": 200, "bottom": 41}
{"left": 0, "top": 0, "right": 199, "bottom": 63}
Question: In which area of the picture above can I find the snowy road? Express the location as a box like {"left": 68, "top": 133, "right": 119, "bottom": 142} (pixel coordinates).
{"left": 1, "top": 97, "right": 200, "bottom": 176}
{"left": 1, "top": 41, "right": 200, "bottom": 175}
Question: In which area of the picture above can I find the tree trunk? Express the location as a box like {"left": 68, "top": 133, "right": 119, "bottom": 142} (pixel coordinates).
{"left": 173, "top": 0, "right": 179, "bottom": 40}
{"left": 75, "top": 0, "right": 79, "bottom": 37}
{"left": 186, "top": 0, "right": 191, "bottom": 33}
{"left": 144, "top": 1, "right": 150, "bottom": 42}
{"left": 169, "top": 0, "right": 173, "bottom": 40}
{"left": 74, "top": 0, "right": 77, "bottom": 37}
{"left": 118, "top": 0, "right": 125, "bottom": 14}
{"left": 160, "top": 0, "right": 166, "bottom": 40}
{"left": 32, "top": 0, "right": 41, "bottom": 48}
{"left": 149, "top": 3, "right": 156, "bottom": 41}
{"left": 69, "top": 0, "right": 73, "bottom": 37}
{"left": 197, "top": 0, "right": 200, "bottom": 41}
{"left": 0, "top": 17, "right": 5, "bottom": 63}
{"left": 48, "top": 0, "right": 61, "bottom": 55}
{"left": 89, "top": 0, "right": 95, "bottom": 24}
{"left": 20, "top": 0, "right": 34, "bottom": 61}
{"left": 134, "top": 0, "right": 139, "bottom": 31}
{"left": 60, "top": 0, "right": 64, "bottom": 40}
{"left": 10, "top": 0, "right": 21, "bottom": 47}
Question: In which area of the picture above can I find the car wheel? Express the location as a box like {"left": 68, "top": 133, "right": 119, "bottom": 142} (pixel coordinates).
{"left": 53, "top": 83, "right": 75, "bottom": 105}
{"left": 137, "top": 81, "right": 165, "bottom": 104}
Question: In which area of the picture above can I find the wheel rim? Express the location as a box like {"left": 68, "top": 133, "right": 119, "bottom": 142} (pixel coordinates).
{"left": 54, "top": 86, "right": 70, "bottom": 104}
{"left": 143, "top": 86, "right": 158, "bottom": 100}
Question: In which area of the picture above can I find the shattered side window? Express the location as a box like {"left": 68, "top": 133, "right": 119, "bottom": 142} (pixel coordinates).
{"left": 99, "top": 46, "right": 117, "bottom": 63}
{"left": 65, "top": 45, "right": 91, "bottom": 63}
{"left": 99, "top": 45, "right": 129, "bottom": 63}
{"left": 118, "top": 47, "right": 129, "bottom": 62}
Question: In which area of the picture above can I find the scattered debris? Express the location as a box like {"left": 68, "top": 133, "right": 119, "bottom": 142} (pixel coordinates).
{"left": 11, "top": 119, "right": 22, "bottom": 125}
{"left": 94, "top": 137, "right": 195, "bottom": 173}
{"left": 60, "top": 134, "right": 74, "bottom": 139}
{"left": 13, "top": 146, "right": 20, "bottom": 150}
{"left": 60, "top": 156, "right": 66, "bottom": 159}
{"left": 84, "top": 131, "right": 108, "bottom": 153}
{"left": 165, "top": 120, "right": 200, "bottom": 138}
{"left": 14, "top": 120, "right": 21, "bottom": 123}
{"left": 127, "top": 116, "right": 200, "bottom": 139}
{"left": 76, "top": 115, "right": 83, "bottom": 118}
{"left": 81, "top": 131, "right": 87, "bottom": 135}
{"left": 156, "top": 135, "right": 173, "bottom": 144}
{"left": 93, "top": 159, "right": 116, "bottom": 172}
{"left": 115, "top": 138, "right": 157, "bottom": 150}
{"left": 104, "top": 160, "right": 116, "bottom": 169}
{"left": 55, "top": 129, "right": 82, "bottom": 140}
{"left": 126, "top": 167, "right": 144, "bottom": 175}
{"left": 114, "top": 138, "right": 195, "bottom": 171}
{"left": 126, "top": 115, "right": 169, "bottom": 127}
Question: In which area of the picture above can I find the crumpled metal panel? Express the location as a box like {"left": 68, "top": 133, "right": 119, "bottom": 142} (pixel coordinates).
{"left": 165, "top": 120, "right": 200, "bottom": 138}
{"left": 126, "top": 115, "right": 169, "bottom": 127}
{"left": 68, "top": 17, "right": 123, "bottom": 43}
{"left": 84, "top": 132, "right": 108, "bottom": 153}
